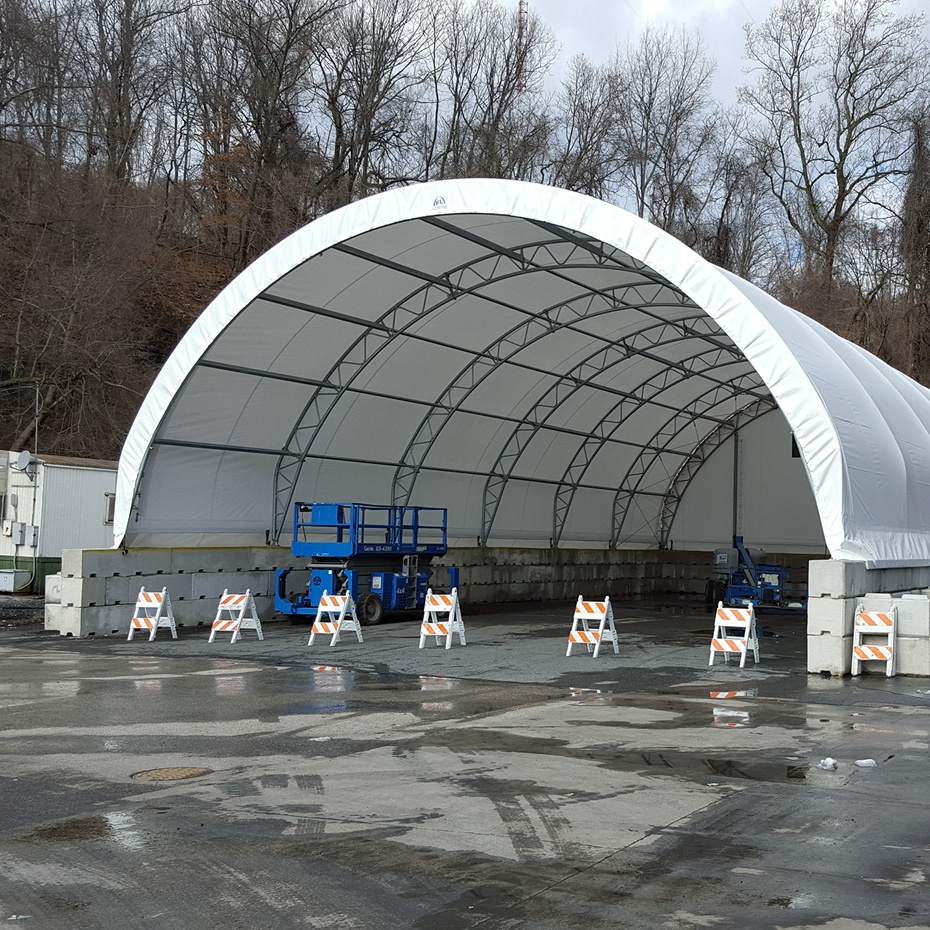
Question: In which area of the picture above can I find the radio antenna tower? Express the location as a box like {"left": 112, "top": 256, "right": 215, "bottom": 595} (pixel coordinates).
{"left": 517, "top": 0, "right": 528, "bottom": 92}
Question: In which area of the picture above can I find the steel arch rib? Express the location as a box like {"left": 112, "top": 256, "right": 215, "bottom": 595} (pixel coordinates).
{"left": 609, "top": 376, "right": 774, "bottom": 546}
{"left": 271, "top": 234, "right": 671, "bottom": 540}
{"left": 390, "top": 300, "right": 715, "bottom": 509}
{"left": 477, "top": 320, "right": 754, "bottom": 546}
{"left": 655, "top": 399, "right": 779, "bottom": 548}
{"left": 549, "top": 348, "right": 761, "bottom": 546}
{"left": 389, "top": 218, "right": 747, "bottom": 509}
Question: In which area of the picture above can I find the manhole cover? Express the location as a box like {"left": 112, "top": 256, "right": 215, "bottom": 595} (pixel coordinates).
{"left": 130, "top": 766, "right": 213, "bottom": 782}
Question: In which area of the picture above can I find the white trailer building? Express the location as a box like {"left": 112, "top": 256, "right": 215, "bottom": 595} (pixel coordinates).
{"left": 0, "top": 450, "right": 117, "bottom": 593}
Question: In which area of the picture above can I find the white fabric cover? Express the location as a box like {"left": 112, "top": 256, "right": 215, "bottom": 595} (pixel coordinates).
{"left": 115, "top": 179, "right": 930, "bottom": 567}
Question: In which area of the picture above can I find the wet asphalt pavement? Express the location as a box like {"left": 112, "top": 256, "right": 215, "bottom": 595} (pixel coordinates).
{"left": 1, "top": 599, "right": 929, "bottom": 929}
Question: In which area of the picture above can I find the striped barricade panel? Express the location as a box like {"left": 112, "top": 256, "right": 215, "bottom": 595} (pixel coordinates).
{"left": 709, "top": 602, "right": 759, "bottom": 668}
{"left": 419, "top": 588, "right": 466, "bottom": 649}
{"left": 855, "top": 611, "right": 894, "bottom": 629}
{"left": 311, "top": 621, "right": 340, "bottom": 635}
{"left": 566, "top": 595, "right": 619, "bottom": 658}
{"left": 852, "top": 606, "right": 896, "bottom": 677}
{"left": 853, "top": 644, "right": 893, "bottom": 660}
{"left": 128, "top": 587, "right": 177, "bottom": 642}
{"left": 209, "top": 589, "right": 263, "bottom": 644}
{"left": 308, "top": 592, "right": 363, "bottom": 648}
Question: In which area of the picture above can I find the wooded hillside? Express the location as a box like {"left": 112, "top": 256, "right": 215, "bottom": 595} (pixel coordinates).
{"left": 2, "top": 0, "right": 928, "bottom": 459}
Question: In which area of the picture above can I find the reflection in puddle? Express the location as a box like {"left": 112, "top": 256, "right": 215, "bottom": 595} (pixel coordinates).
{"left": 132, "top": 679, "right": 163, "bottom": 693}
{"left": 419, "top": 676, "right": 458, "bottom": 712}
{"left": 419, "top": 676, "right": 459, "bottom": 692}
{"left": 568, "top": 687, "right": 612, "bottom": 705}
{"left": 215, "top": 675, "right": 248, "bottom": 696}
{"left": 712, "top": 707, "right": 752, "bottom": 728}
{"left": 283, "top": 665, "right": 352, "bottom": 714}
{"left": 105, "top": 811, "right": 145, "bottom": 851}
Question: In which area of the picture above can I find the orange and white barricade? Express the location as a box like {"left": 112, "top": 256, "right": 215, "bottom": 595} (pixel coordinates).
{"left": 208, "top": 589, "right": 263, "bottom": 643}
{"left": 709, "top": 602, "right": 759, "bottom": 668}
{"left": 308, "top": 591, "right": 363, "bottom": 647}
{"left": 127, "top": 587, "right": 176, "bottom": 641}
{"left": 566, "top": 596, "right": 619, "bottom": 658}
{"left": 851, "top": 605, "right": 896, "bottom": 677}
{"left": 419, "top": 588, "right": 466, "bottom": 649}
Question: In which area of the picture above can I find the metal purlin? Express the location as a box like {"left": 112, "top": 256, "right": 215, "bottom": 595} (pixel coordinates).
{"left": 609, "top": 377, "right": 774, "bottom": 546}
{"left": 477, "top": 326, "right": 754, "bottom": 546}
{"left": 270, "top": 230, "right": 682, "bottom": 541}
{"left": 394, "top": 315, "right": 736, "bottom": 518}
{"left": 548, "top": 349, "right": 760, "bottom": 547}
{"left": 655, "top": 398, "right": 780, "bottom": 549}
{"left": 390, "top": 219, "right": 751, "bottom": 517}
{"left": 390, "top": 301, "right": 702, "bottom": 504}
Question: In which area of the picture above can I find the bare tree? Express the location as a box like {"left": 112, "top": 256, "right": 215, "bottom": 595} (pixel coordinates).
{"left": 691, "top": 109, "right": 786, "bottom": 284}
{"left": 425, "top": 0, "right": 556, "bottom": 182}
{"left": 611, "top": 25, "right": 717, "bottom": 237}
{"left": 901, "top": 117, "right": 930, "bottom": 380}
{"left": 547, "top": 54, "right": 621, "bottom": 199}
{"left": 312, "top": 0, "right": 429, "bottom": 210}
{"left": 741, "top": 0, "right": 930, "bottom": 295}
{"left": 74, "top": 0, "right": 183, "bottom": 186}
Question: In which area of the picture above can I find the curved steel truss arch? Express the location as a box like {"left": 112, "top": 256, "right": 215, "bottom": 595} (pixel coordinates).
{"left": 476, "top": 321, "right": 754, "bottom": 545}
{"left": 609, "top": 375, "right": 774, "bottom": 547}
{"left": 655, "top": 399, "right": 779, "bottom": 548}
{"left": 270, "top": 227, "right": 688, "bottom": 540}
{"left": 548, "top": 350, "right": 758, "bottom": 546}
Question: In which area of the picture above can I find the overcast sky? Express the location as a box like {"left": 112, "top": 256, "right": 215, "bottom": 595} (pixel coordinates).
{"left": 530, "top": 0, "right": 926, "bottom": 104}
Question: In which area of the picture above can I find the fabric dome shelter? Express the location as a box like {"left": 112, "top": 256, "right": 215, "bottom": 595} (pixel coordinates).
{"left": 115, "top": 179, "right": 930, "bottom": 569}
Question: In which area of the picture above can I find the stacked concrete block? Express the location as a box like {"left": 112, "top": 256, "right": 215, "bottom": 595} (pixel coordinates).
{"left": 891, "top": 594, "right": 930, "bottom": 677}
{"left": 48, "top": 546, "right": 307, "bottom": 637}
{"left": 808, "top": 560, "right": 930, "bottom": 677}
{"left": 43, "top": 573, "right": 64, "bottom": 632}
{"left": 432, "top": 546, "right": 732, "bottom": 605}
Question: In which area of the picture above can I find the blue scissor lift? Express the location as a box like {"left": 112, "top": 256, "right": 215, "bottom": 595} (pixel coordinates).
{"left": 274, "top": 502, "right": 458, "bottom": 625}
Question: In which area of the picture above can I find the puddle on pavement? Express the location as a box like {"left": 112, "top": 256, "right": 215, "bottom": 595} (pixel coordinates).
{"left": 411, "top": 728, "right": 809, "bottom": 785}
{"left": 24, "top": 815, "right": 111, "bottom": 842}
{"left": 23, "top": 811, "right": 149, "bottom": 849}
{"left": 565, "top": 689, "right": 804, "bottom": 731}
{"left": 276, "top": 665, "right": 557, "bottom": 718}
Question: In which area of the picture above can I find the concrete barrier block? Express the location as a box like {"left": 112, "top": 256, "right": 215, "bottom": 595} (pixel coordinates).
{"left": 171, "top": 548, "right": 249, "bottom": 574}
{"left": 61, "top": 548, "right": 93, "bottom": 578}
{"left": 247, "top": 547, "right": 293, "bottom": 571}
{"left": 191, "top": 571, "right": 272, "bottom": 602}
{"left": 46, "top": 604, "right": 127, "bottom": 637}
{"left": 88, "top": 603, "right": 149, "bottom": 636}
{"left": 107, "top": 548, "right": 173, "bottom": 577}
{"left": 896, "top": 595, "right": 930, "bottom": 638}
{"left": 859, "top": 593, "right": 894, "bottom": 613}
{"left": 45, "top": 573, "right": 62, "bottom": 605}
{"left": 895, "top": 636, "right": 930, "bottom": 677}
{"left": 807, "top": 597, "right": 855, "bottom": 637}
{"left": 807, "top": 632, "right": 852, "bottom": 676}
{"left": 61, "top": 575, "right": 107, "bottom": 608}
{"left": 44, "top": 603, "right": 75, "bottom": 634}
{"left": 808, "top": 560, "right": 869, "bottom": 599}
{"left": 106, "top": 574, "right": 191, "bottom": 606}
